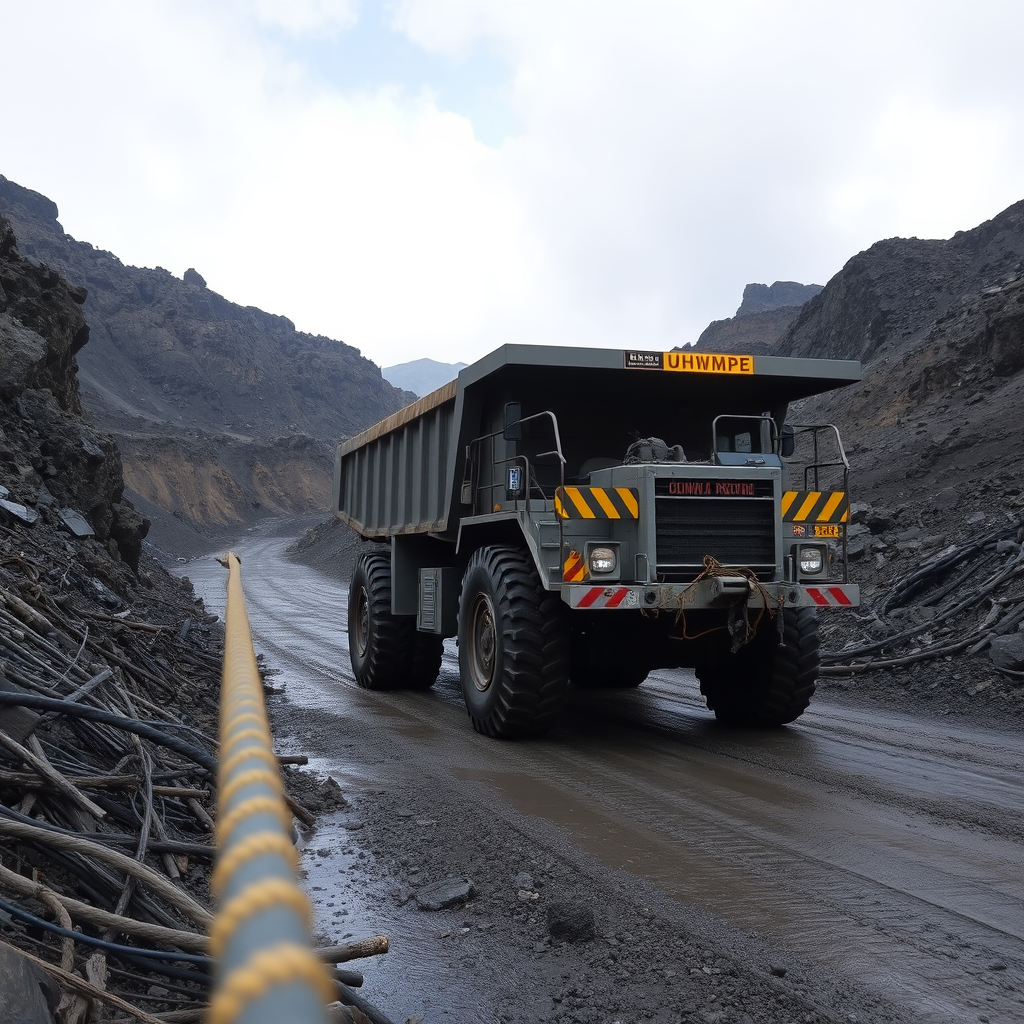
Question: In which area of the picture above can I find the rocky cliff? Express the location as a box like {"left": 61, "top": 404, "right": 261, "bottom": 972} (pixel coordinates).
{"left": 0, "top": 214, "right": 149, "bottom": 569}
{"left": 0, "top": 175, "right": 411, "bottom": 552}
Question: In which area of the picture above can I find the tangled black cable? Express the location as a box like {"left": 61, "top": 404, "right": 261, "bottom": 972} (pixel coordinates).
{"left": 0, "top": 693, "right": 216, "bottom": 774}
{"left": 0, "top": 896, "right": 211, "bottom": 971}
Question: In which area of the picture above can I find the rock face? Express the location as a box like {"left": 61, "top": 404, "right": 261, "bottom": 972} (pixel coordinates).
{"left": 0, "top": 214, "right": 148, "bottom": 569}
{"left": 693, "top": 280, "right": 822, "bottom": 354}
{"left": 778, "top": 203, "right": 1024, "bottom": 366}
{"left": 0, "top": 175, "right": 412, "bottom": 546}
{"left": 694, "top": 305, "right": 804, "bottom": 355}
{"left": 0, "top": 217, "right": 88, "bottom": 412}
{"left": 736, "top": 280, "right": 823, "bottom": 317}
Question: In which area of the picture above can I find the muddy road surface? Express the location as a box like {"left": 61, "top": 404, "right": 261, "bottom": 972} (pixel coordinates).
{"left": 184, "top": 532, "right": 1024, "bottom": 1024}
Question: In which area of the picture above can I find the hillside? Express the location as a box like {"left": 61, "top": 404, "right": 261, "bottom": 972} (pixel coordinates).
{"left": 0, "top": 175, "right": 411, "bottom": 555}
{"left": 777, "top": 201, "right": 1024, "bottom": 512}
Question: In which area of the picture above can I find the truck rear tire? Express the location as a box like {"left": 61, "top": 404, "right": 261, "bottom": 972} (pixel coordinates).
{"left": 458, "top": 545, "right": 570, "bottom": 737}
{"left": 348, "top": 552, "right": 414, "bottom": 690}
{"left": 695, "top": 607, "right": 819, "bottom": 726}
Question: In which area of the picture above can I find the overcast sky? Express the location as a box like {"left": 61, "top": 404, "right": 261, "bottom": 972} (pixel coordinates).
{"left": 4, "top": 0, "right": 1023, "bottom": 369}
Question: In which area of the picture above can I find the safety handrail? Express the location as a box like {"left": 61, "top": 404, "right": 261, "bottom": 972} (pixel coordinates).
{"left": 207, "top": 552, "right": 334, "bottom": 1024}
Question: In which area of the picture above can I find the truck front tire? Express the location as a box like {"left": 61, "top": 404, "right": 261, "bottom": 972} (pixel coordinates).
{"left": 695, "top": 606, "right": 819, "bottom": 726}
{"left": 348, "top": 552, "right": 415, "bottom": 690}
{"left": 458, "top": 545, "right": 570, "bottom": 737}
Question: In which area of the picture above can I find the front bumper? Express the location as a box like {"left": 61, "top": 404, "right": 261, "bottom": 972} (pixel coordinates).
{"left": 563, "top": 578, "right": 860, "bottom": 611}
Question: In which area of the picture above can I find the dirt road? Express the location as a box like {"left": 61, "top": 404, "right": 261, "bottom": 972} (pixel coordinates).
{"left": 184, "top": 532, "right": 1024, "bottom": 1024}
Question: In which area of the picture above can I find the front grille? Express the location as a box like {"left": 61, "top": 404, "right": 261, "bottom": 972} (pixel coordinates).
{"left": 655, "top": 496, "right": 775, "bottom": 581}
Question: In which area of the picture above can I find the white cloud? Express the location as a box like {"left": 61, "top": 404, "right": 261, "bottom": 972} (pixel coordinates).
{"left": 2, "top": 0, "right": 1023, "bottom": 368}
{"left": 254, "top": 0, "right": 359, "bottom": 38}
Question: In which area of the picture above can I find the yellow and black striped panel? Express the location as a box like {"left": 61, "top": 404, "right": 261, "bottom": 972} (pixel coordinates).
{"left": 781, "top": 490, "right": 849, "bottom": 523}
{"left": 563, "top": 550, "right": 587, "bottom": 582}
{"left": 555, "top": 486, "right": 639, "bottom": 520}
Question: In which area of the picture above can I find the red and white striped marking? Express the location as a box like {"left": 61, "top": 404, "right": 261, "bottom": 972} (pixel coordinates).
{"left": 573, "top": 586, "right": 633, "bottom": 609}
{"left": 804, "top": 586, "right": 855, "bottom": 607}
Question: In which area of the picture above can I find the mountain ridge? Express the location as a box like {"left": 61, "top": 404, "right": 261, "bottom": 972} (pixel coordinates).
{"left": 0, "top": 174, "right": 411, "bottom": 554}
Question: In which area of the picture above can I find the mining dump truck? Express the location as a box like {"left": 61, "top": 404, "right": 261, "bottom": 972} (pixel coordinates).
{"left": 334, "top": 344, "right": 861, "bottom": 737}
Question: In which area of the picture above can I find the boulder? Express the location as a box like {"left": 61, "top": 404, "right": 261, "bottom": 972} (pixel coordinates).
{"left": 415, "top": 877, "right": 474, "bottom": 911}
{"left": 989, "top": 634, "right": 1024, "bottom": 671}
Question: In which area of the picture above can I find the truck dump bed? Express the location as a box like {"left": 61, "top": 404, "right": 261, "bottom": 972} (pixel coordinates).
{"left": 334, "top": 344, "right": 861, "bottom": 539}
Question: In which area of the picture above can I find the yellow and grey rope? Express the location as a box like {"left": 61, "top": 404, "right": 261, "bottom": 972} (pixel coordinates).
{"left": 209, "top": 552, "right": 333, "bottom": 1024}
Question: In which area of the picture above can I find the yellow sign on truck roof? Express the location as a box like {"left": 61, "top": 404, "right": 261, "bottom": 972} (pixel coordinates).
{"left": 625, "top": 351, "right": 755, "bottom": 373}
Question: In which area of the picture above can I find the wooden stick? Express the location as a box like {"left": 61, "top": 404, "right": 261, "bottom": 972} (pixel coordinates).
{"left": 0, "top": 730, "right": 108, "bottom": 820}
{"left": 316, "top": 936, "right": 390, "bottom": 963}
{"left": 0, "top": 770, "right": 142, "bottom": 790}
{"left": 186, "top": 797, "right": 215, "bottom": 832}
{"left": 153, "top": 786, "right": 210, "bottom": 799}
{"left": 0, "top": 588, "right": 54, "bottom": 635}
{"left": 77, "top": 609, "right": 170, "bottom": 633}
{"left": 285, "top": 793, "right": 317, "bottom": 829}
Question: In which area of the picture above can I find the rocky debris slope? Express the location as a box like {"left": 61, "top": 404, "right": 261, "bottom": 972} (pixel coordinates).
{"left": 0, "top": 175, "right": 411, "bottom": 547}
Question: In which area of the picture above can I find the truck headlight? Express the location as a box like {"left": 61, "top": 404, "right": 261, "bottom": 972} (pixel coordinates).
{"left": 589, "top": 546, "right": 617, "bottom": 574}
{"left": 798, "top": 545, "right": 825, "bottom": 575}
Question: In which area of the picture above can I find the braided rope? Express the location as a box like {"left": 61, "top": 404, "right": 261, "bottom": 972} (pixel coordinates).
{"left": 215, "top": 795, "right": 293, "bottom": 848}
{"left": 207, "top": 942, "right": 335, "bottom": 1024}
{"left": 208, "top": 879, "right": 312, "bottom": 959}
{"left": 211, "top": 831, "right": 300, "bottom": 898}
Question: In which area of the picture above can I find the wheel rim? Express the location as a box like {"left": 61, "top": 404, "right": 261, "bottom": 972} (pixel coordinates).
{"left": 354, "top": 586, "right": 370, "bottom": 658}
{"left": 467, "top": 593, "right": 497, "bottom": 692}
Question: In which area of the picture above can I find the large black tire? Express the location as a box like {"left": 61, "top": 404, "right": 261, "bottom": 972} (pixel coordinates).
{"left": 407, "top": 633, "right": 444, "bottom": 690}
{"left": 348, "top": 552, "right": 414, "bottom": 690}
{"left": 458, "top": 545, "right": 571, "bottom": 737}
{"left": 695, "top": 607, "right": 819, "bottom": 726}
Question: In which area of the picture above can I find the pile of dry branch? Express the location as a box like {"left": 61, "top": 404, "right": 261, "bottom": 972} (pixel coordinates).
{"left": 0, "top": 521, "right": 392, "bottom": 1024}
{"left": 823, "top": 510, "right": 1024, "bottom": 676}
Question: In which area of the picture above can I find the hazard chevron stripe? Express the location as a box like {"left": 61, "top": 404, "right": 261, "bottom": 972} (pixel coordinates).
{"left": 563, "top": 550, "right": 587, "bottom": 583}
{"left": 781, "top": 490, "right": 849, "bottom": 523}
{"left": 555, "top": 486, "right": 639, "bottom": 520}
{"left": 804, "top": 586, "right": 855, "bottom": 607}
{"left": 576, "top": 586, "right": 631, "bottom": 608}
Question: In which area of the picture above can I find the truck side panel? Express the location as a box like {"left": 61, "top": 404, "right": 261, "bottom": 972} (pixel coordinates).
{"left": 335, "top": 381, "right": 458, "bottom": 537}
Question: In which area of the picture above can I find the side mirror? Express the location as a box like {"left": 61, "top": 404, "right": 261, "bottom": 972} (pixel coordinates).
{"left": 503, "top": 401, "right": 522, "bottom": 441}
{"left": 780, "top": 423, "right": 795, "bottom": 458}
